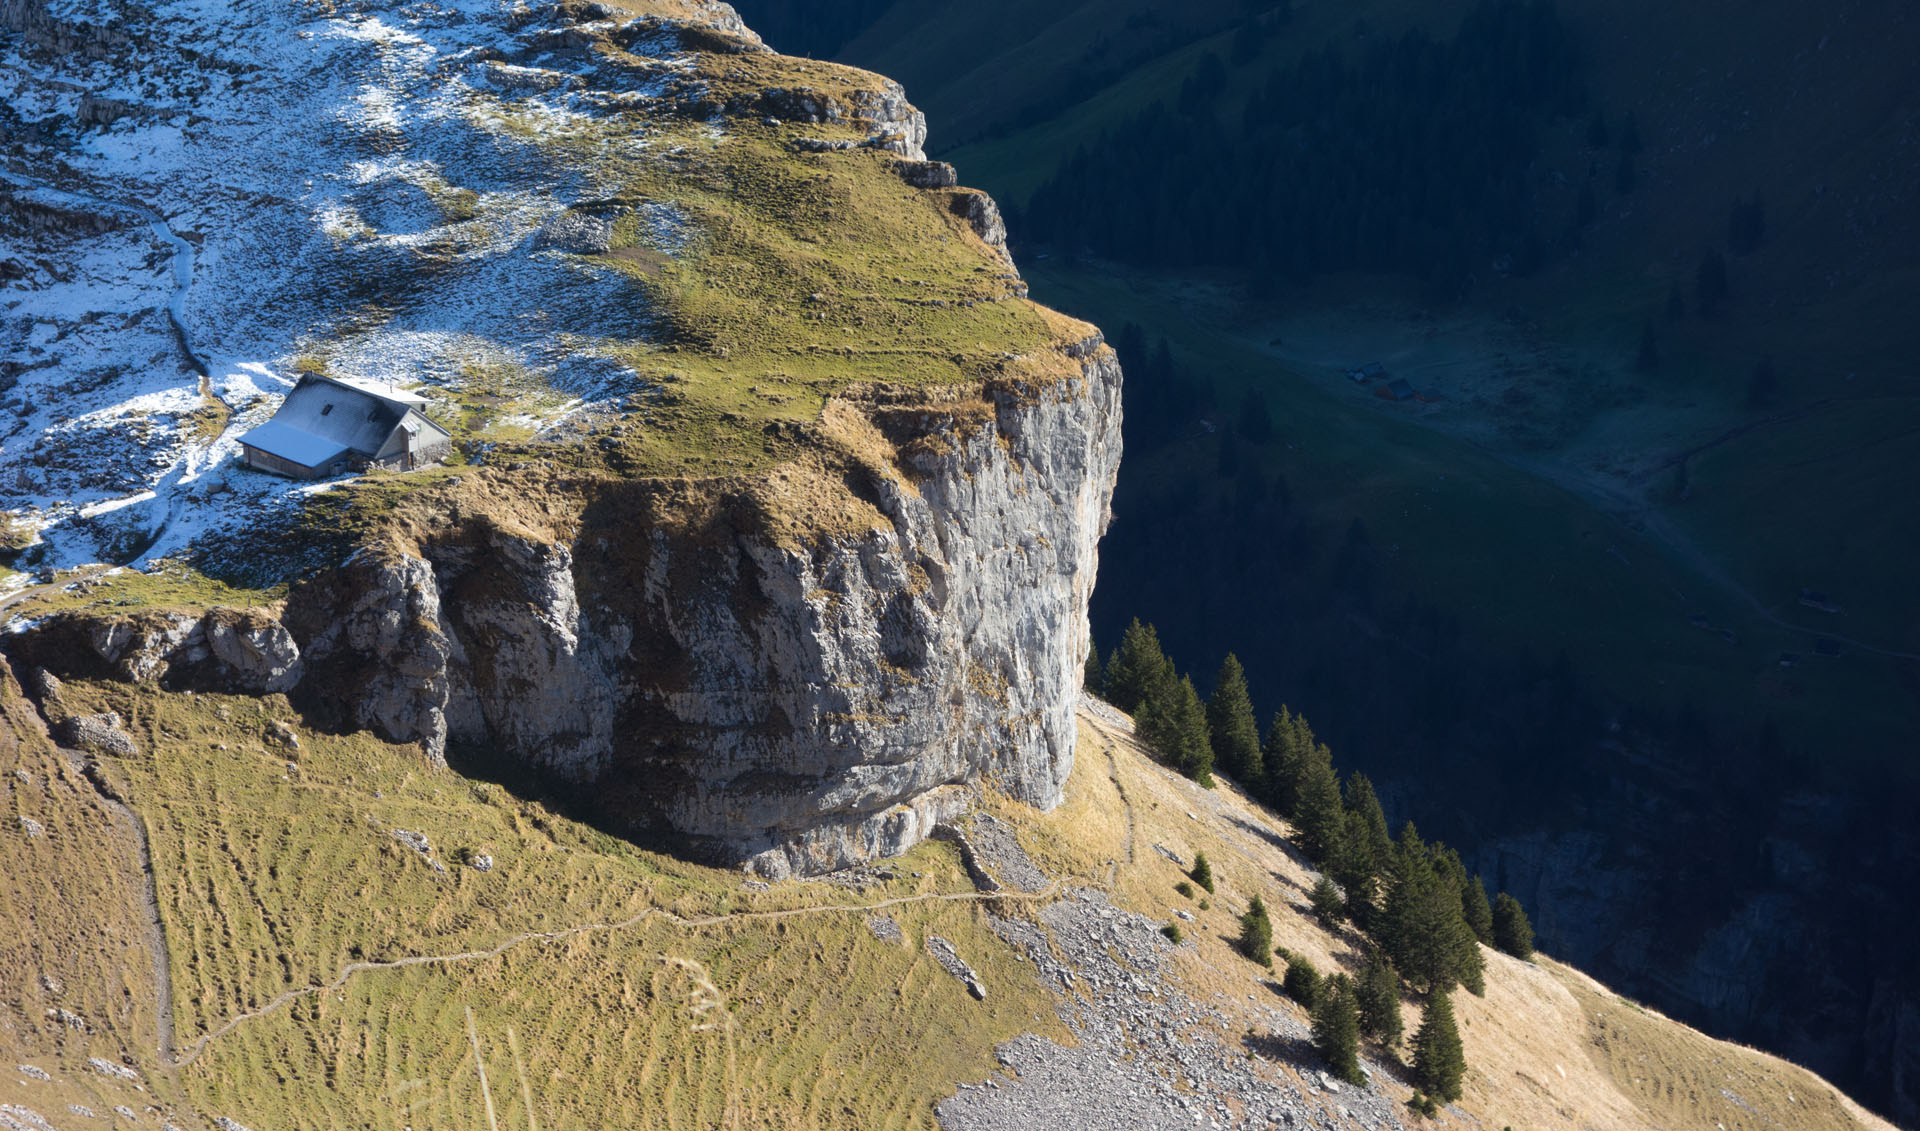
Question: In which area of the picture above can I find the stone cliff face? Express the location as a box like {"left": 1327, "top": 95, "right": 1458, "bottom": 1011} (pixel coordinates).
{"left": 2, "top": 0, "right": 1123, "bottom": 876}
{"left": 305, "top": 350, "right": 1122, "bottom": 876}
{"left": 15, "top": 350, "right": 1123, "bottom": 877}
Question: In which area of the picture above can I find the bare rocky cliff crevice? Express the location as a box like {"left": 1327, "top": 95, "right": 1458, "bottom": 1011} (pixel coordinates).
{"left": 10, "top": 343, "right": 1122, "bottom": 877}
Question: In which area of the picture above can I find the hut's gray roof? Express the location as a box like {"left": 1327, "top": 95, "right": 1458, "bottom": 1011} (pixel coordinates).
{"left": 239, "top": 374, "right": 438, "bottom": 468}
{"left": 237, "top": 419, "right": 349, "bottom": 468}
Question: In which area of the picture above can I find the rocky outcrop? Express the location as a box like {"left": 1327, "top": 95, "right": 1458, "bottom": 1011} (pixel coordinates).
{"left": 287, "top": 551, "right": 455, "bottom": 756}
{"left": 947, "top": 189, "right": 1012, "bottom": 267}
{"left": 2, "top": 0, "right": 133, "bottom": 60}
{"left": 411, "top": 343, "right": 1119, "bottom": 876}
{"left": 292, "top": 343, "right": 1120, "bottom": 875}
{"left": 55, "top": 712, "right": 137, "bottom": 756}
{"left": 6, "top": 606, "right": 301, "bottom": 693}
{"left": 7, "top": 341, "right": 1122, "bottom": 876}
{"left": 75, "top": 93, "right": 145, "bottom": 128}
{"left": 762, "top": 79, "right": 929, "bottom": 159}
{"left": 897, "top": 160, "right": 959, "bottom": 189}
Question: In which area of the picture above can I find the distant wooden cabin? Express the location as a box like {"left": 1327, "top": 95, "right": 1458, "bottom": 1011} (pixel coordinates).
{"left": 240, "top": 374, "right": 451, "bottom": 480}
{"left": 1374, "top": 378, "right": 1417, "bottom": 402}
{"left": 1347, "top": 362, "right": 1386, "bottom": 383}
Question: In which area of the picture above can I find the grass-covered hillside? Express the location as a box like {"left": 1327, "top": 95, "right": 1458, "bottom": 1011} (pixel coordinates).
{"left": 1, "top": 649, "right": 1894, "bottom": 1130}
{"left": 766, "top": 0, "right": 1920, "bottom": 772}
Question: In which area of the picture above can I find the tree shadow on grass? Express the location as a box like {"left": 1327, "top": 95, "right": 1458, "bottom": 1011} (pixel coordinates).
{"left": 1244, "top": 1030, "right": 1316, "bottom": 1067}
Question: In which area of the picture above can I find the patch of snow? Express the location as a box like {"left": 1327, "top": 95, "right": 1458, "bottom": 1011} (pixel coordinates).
{"left": 5, "top": 0, "right": 706, "bottom": 570}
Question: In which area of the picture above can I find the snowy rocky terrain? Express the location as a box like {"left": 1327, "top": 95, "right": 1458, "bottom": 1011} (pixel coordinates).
{"left": 3, "top": 0, "right": 1121, "bottom": 881}
{"left": 2, "top": 0, "right": 742, "bottom": 573}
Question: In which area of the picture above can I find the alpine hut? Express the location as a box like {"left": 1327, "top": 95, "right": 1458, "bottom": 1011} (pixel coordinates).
{"left": 239, "top": 373, "right": 452, "bottom": 480}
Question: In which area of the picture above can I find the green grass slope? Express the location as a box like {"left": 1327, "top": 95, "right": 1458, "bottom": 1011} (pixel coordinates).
{"left": 2, "top": 656, "right": 1894, "bottom": 1130}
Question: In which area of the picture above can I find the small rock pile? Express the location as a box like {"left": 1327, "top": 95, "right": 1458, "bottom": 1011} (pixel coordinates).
{"left": 960, "top": 813, "right": 1048, "bottom": 894}
{"left": 928, "top": 936, "right": 987, "bottom": 1000}
{"left": 866, "top": 915, "right": 904, "bottom": 945}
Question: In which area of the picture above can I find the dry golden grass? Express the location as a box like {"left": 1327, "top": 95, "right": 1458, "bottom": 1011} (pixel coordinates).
{"left": 7, "top": 676, "right": 1064, "bottom": 1129}
{"left": 1, "top": 668, "right": 1891, "bottom": 1130}
{"left": 1023, "top": 710, "right": 1894, "bottom": 1131}
{"left": 0, "top": 658, "right": 179, "bottom": 1120}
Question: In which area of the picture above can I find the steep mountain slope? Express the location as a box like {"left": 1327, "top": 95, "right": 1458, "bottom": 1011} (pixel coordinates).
{"left": 737, "top": 0, "right": 1920, "bottom": 1119}
{"left": 0, "top": 0, "right": 1905, "bottom": 1128}
{"left": 2, "top": 657, "right": 1896, "bottom": 1129}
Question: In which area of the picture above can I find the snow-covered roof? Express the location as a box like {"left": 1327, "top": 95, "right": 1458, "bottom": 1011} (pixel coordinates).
{"left": 267, "top": 374, "right": 417, "bottom": 456}
{"left": 316, "top": 373, "right": 430, "bottom": 408}
{"left": 238, "top": 418, "right": 350, "bottom": 469}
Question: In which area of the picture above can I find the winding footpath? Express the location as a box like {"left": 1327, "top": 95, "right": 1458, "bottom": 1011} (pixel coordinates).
{"left": 2, "top": 167, "right": 246, "bottom": 565}
{"left": 165, "top": 873, "right": 1063, "bottom": 1070}
{"left": 2, "top": 168, "right": 209, "bottom": 378}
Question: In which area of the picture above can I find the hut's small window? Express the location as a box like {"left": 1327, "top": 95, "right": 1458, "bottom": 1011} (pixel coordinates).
{"left": 320, "top": 403, "right": 333, "bottom": 416}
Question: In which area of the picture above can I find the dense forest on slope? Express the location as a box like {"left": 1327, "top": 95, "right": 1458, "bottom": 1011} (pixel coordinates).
{"left": 1024, "top": 1, "right": 1591, "bottom": 290}
{"left": 730, "top": 0, "right": 1920, "bottom": 1122}
{"left": 726, "top": 0, "right": 894, "bottom": 58}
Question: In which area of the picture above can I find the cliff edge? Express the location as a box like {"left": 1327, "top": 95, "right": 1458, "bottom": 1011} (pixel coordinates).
{"left": 1, "top": 0, "right": 1120, "bottom": 873}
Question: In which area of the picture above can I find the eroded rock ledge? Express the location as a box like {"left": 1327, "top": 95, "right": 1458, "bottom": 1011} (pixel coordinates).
{"left": 9, "top": 342, "right": 1121, "bottom": 876}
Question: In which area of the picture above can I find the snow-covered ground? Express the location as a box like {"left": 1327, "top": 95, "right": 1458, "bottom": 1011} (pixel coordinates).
{"left": 2, "top": 0, "right": 724, "bottom": 571}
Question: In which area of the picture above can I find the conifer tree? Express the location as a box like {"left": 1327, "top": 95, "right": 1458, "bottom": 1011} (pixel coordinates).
{"left": 1696, "top": 249, "right": 1729, "bottom": 317}
{"left": 1462, "top": 875, "right": 1494, "bottom": 945}
{"left": 1292, "top": 742, "right": 1345, "bottom": 865}
{"left": 1240, "top": 895, "right": 1274, "bottom": 966}
{"left": 1614, "top": 150, "right": 1636, "bottom": 195}
{"left": 1205, "top": 654, "right": 1263, "bottom": 787}
{"left": 1143, "top": 675, "right": 1214, "bottom": 786}
{"left": 1635, "top": 321, "right": 1659, "bottom": 372}
{"left": 1380, "top": 823, "right": 1440, "bottom": 988}
{"left": 1283, "top": 955, "right": 1323, "bottom": 1009}
{"left": 1382, "top": 833, "right": 1482, "bottom": 990}
{"left": 1428, "top": 843, "right": 1488, "bottom": 995}
{"left": 1137, "top": 671, "right": 1212, "bottom": 784}
{"left": 1083, "top": 643, "right": 1104, "bottom": 697}
{"left": 1454, "top": 916, "right": 1487, "bottom": 997}
{"left": 1413, "top": 991, "right": 1467, "bottom": 1103}
{"left": 1332, "top": 772, "right": 1393, "bottom": 923}
{"left": 1190, "top": 851, "right": 1215, "bottom": 894}
{"left": 1493, "top": 893, "right": 1535, "bottom": 960}
{"left": 1261, "top": 708, "right": 1305, "bottom": 816}
{"left": 1343, "top": 773, "right": 1393, "bottom": 874}
{"left": 1104, "top": 619, "right": 1174, "bottom": 713}
{"left": 1312, "top": 974, "right": 1366, "bottom": 1086}
{"left": 1356, "top": 951, "right": 1404, "bottom": 1047}
{"left": 1381, "top": 824, "right": 1481, "bottom": 995}
{"left": 1308, "top": 874, "right": 1344, "bottom": 926}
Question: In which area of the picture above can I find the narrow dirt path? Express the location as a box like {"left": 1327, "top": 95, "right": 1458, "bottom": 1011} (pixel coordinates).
{"left": 1085, "top": 717, "right": 1137, "bottom": 867}
{"left": 167, "top": 877, "right": 1063, "bottom": 1070}
{"left": 95, "top": 773, "right": 180, "bottom": 1068}
{"left": 0, "top": 564, "right": 111, "bottom": 616}
{"left": 24, "top": 713, "right": 184, "bottom": 1069}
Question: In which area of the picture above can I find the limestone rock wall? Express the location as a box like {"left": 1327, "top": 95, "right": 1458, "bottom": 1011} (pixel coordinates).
{"left": 11, "top": 342, "right": 1121, "bottom": 876}
{"left": 306, "top": 342, "right": 1120, "bottom": 875}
